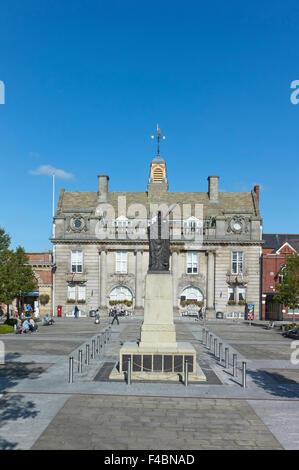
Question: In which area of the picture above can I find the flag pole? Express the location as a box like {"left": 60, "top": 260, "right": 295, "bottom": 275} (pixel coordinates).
{"left": 52, "top": 173, "right": 56, "bottom": 318}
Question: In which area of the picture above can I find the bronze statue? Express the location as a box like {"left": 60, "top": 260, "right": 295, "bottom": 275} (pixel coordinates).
{"left": 148, "top": 211, "right": 170, "bottom": 272}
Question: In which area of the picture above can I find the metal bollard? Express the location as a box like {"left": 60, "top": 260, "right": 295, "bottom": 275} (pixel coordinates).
{"left": 225, "top": 347, "right": 229, "bottom": 368}
{"left": 214, "top": 338, "right": 218, "bottom": 357}
{"left": 205, "top": 330, "right": 208, "bottom": 347}
{"left": 86, "top": 344, "right": 90, "bottom": 365}
{"left": 68, "top": 356, "right": 73, "bottom": 383}
{"left": 97, "top": 336, "right": 100, "bottom": 354}
{"left": 184, "top": 360, "right": 189, "bottom": 387}
{"left": 92, "top": 339, "right": 96, "bottom": 359}
{"left": 242, "top": 361, "right": 246, "bottom": 388}
{"left": 78, "top": 349, "right": 83, "bottom": 373}
{"left": 202, "top": 328, "right": 205, "bottom": 343}
{"left": 233, "top": 354, "right": 237, "bottom": 377}
{"left": 219, "top": 343, "right": 223, "bottom": 362}
{"left": 108, "top": 326, "right": 111, "bottom": 341}
{"left": 209, "top": 334, "right": 213, "bottom": 350}
{"left": 127, "top": 357, "right": 131, "bottom": 385}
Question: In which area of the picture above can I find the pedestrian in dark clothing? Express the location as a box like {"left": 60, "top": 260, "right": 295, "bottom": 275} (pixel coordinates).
{"left": 111, "top": 308, "right": 119, "bottom": 325}
{"left": 74, "top": 305, "right": 79, "bottom": 319}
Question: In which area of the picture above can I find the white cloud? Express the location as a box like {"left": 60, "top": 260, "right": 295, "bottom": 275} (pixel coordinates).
{"left": 30, "top": 165, "right": 74, "bottom": 179}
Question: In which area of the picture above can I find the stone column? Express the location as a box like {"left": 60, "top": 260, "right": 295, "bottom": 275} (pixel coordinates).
{"left": 205, "top": 250, "right": 215, "bottom": 318}
{"left": 99, "top": 249, "right": 107, "bottom": 312}
{"left": 135, "top": 250, "right": 143, "bottom": 311}
{"left": 171, "top": 250, "right": 179, "bottom": 315}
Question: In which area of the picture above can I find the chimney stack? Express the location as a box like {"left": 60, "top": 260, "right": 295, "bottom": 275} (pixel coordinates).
{"left": 254, "top": 185, "right": 260, "bottom": 204}
{"left": 208, "top": 175, "right": 219, "bottom": 202}
{"left": 98, "top": 175, "right": 109, "bottom": 202}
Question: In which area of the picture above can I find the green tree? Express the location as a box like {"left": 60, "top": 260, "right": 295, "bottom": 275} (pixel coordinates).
{"left": 0, "top": 227, "right": 12, "bottom": 310}
{"left": 275, "top": 253, "right": 299, "bottom": 322}
{"left": 0, "top": 227, "right": 36, "bottom": 320}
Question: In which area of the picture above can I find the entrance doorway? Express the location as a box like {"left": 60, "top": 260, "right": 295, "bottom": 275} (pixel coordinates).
{"left": 265, "top": 294, "right": 282, "bottom": 321}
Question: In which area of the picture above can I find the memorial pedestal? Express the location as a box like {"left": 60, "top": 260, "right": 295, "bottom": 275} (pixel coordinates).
{"left": 110, "top": 272, "right": 206, "bottom": 382}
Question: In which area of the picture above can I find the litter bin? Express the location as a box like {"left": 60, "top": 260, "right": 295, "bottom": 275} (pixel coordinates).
{"left": 89, "top": 310, "right": 96, "bottom": 317}
{"left": 216, "top": 311, "right": 224, "bottom": 319}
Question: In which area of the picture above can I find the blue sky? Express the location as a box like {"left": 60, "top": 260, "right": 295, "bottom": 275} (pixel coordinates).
{"left": 1, "top": 0, "right": 299, "bottom": 251}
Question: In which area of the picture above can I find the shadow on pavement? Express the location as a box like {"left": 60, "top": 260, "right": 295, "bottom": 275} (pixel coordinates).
{"left": 0, "top": 393, "right": 39, "bottom": 450}
{"left": 247, "top": 369, "right": 299, "bottom": 399}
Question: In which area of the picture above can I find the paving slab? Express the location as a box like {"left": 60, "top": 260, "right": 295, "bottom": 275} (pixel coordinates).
{"left": 31, "top": 395, "right": 282, "bottom": 450}
{"left": 0, "top": 317, "right": 298, "bottom": 450}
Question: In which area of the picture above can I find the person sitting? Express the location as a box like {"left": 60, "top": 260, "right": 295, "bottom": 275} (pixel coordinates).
{"left": 23, "top": 319, "right": 30, "bottom": 333}
{"left": 44, "top": 315, "right": 55, "bottom": 325}
{"left": 29, "top": 318, "right": 38, "bottom": 332}
{"left": 15, "top": 319, "right": 25, "bottom": 334}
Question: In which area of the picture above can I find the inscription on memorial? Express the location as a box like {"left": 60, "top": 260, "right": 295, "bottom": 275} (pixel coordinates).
{"left": 143, "top": 355, "right": 152, "bottom": 372}
{"left": 163, "top": 355, "right": 173, "bottom": 372}
{"left": 122, "top": 354, "right": 130, "bottom": 372}
{"left": 133, "top": 354, "right": 142, "bottom": 372}
{"left": 184, "top": 355, "right": 194, "bottom": 373}
{"left": 153, "top": 355, "right": 163, "bottom": 372}
{"left": 174, "top": 355, "right": 183, "bottom": 372}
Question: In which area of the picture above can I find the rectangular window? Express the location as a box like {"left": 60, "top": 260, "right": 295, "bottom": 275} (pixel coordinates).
{"left": 232, "top": 251, "right": 243, "bottom": 275}
{"left": 68, "top": 284, "right": 76, "bottom": 300}
{"left": 116, "top": 251, "right": 127, "bottom": 273}
{"left": 238, "top": 287, "right": 246, "bottom": 301}
{"left": 186, "top": 252, "right": 198, "bottom": 274}
{"left": 78, "top": 285, "right": 86, "bottom": 301}
{"left": 228, "top": 286, "right": 236, "bottom": 301}
{"left": 71, "top": 250, "right": 83, "bottom": 273}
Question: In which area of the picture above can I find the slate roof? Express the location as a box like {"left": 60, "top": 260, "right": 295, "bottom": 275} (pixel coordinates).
{"left": 262, "top": 234, "right": 299, "bottom": 253}
{"left": 56, "top": 189, "right": 259, "bottom": 219}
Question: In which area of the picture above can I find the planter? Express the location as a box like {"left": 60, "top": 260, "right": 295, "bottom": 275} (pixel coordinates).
{"left": 180, "top": 301, "right": 203, "bottom": 308}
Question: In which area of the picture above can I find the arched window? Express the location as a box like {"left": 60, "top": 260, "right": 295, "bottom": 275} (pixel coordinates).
{"left": 110, "top": 286, "right": 133, "bottom": 302}
{"left": 278, "top": 264, "right": 286, "bottom": 284}
{"left": 181, "top": 286, "right": 203, "bottom": 302}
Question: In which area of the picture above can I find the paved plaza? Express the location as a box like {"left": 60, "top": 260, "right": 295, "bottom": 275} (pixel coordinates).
{"left": 0, "top": 316, "right": 298, "bottom": 450}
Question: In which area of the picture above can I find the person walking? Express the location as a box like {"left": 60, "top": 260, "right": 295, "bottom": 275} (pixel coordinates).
{"left": 74, "top": 305, "right": 79, "bottom": 319}
{"left": 111, "top": 307, "right": 119, "bottom": 325}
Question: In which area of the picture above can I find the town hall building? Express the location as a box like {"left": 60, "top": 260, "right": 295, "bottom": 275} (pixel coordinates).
{"left": 52, "top": 147, "right": 263, "bottom": 320}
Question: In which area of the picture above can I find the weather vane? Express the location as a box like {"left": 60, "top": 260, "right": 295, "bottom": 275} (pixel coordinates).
{"left": 151, "top": 123, "right": 165, "bottom": 158}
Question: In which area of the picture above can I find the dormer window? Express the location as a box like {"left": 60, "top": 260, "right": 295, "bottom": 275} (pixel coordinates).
{"left": 183, "top": 217, "right": 201, "bottom": 234}
{"left": 114, "top": 216, "right": 131, "bottom": 227}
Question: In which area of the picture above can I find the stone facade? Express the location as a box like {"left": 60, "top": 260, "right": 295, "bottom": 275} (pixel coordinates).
{"left": 52, "top": 157, "right": 263, "bottom": 319}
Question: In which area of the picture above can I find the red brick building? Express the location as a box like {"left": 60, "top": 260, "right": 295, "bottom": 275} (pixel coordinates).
{"left": 262, "top": 234, "right": 299, "bottom": 320}
{"left": 25, "top": 251, "right": 53, "bottom": 316}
